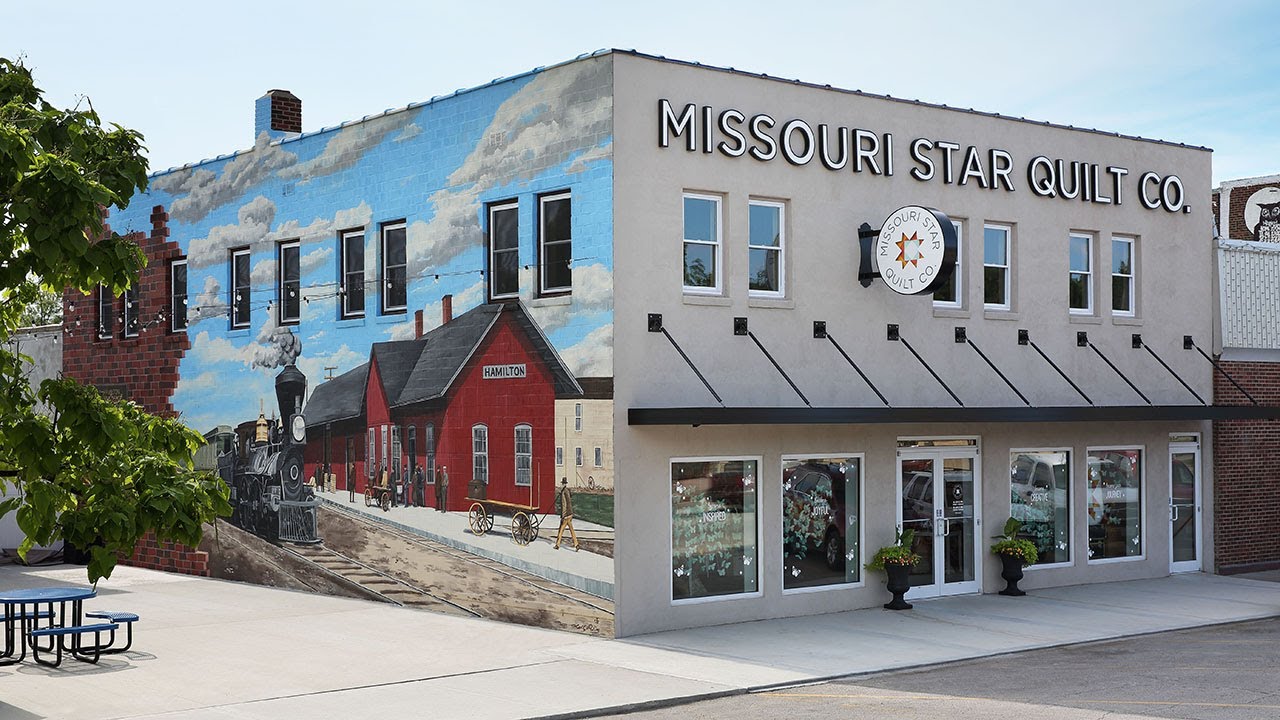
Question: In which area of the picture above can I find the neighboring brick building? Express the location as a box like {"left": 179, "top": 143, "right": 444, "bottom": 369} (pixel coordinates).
{"left": 1212, "top": 180, "right": 1280, "bottom": 573}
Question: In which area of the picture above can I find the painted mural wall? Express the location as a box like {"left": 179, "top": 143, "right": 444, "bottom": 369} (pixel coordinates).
{"left": 71, "top": 55, "right": 616, "bottom": 617}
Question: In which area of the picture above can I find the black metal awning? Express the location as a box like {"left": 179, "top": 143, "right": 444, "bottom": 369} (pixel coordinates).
{"left": 628, "top": 405, "right": 1280, "bottom": 426}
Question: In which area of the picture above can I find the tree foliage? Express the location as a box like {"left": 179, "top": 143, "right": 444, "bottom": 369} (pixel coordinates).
{"left": 0, "top": 57, "right": 230, "bottom": 582}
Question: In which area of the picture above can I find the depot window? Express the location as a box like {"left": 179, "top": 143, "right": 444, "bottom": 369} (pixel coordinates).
{"left": 538, "top": 192, "right": 572, "bottom": 295}
{"left": 748, "top": 199, "right": 784, "bottom": 297}
{"left": 340, "top": 229, "right": 365, "bottom": 319}
{"left": 1069, "top": 233, "right": 1093, "bottom": 314}
{"left": 278, "top": 240, "right": 300, "bottom": 325}
{"left": 782, "top": 455, "right": 861, "bottom": 591}
{"left": 671, "top": 457, "right": 760, "bottom": 602}
{"left": 425, "top": 423, "right": 436, "bottom": 483}
{"left": 933, "top": 220, "right": 964, "bottom": 308}
{"left": 381, "top": 221, "right": 407, "bottom": 314}
{"left": 515, "top": 424, "right": 532, "bottom": 486}
{"left": 983, "top": 224, "right": 1011, "bottom": 310}
{"left": 231, "top": 248, "right": 251, "bottom": 329}
{"left": 170, "top": 259, "right": 188, "bottom": 332}
{"left": 472, "top": 424, "right": 489, "bottom": 484}
{"left": 1009, "top": 450, "right": 1070, "bottom": 566}
{"left": 1112, "top": 236, "right": 1135, "bottom": 316}
{"left": 488, "top": 201, "right": 519, "bottom": 300}
{"left": 1087, "top": 448, "right": 1143, "bottom": 562}
{"left": 683, "top": 193, "right": 721, "bottom": 294}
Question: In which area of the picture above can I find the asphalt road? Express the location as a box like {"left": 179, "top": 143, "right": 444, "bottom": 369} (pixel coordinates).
{"left": 604, "top": 618, "right": 1280, "bottom": 720}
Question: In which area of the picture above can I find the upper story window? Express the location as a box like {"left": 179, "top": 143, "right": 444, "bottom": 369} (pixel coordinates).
{"left": 488, "top": 201, "right": 519, "bottom": 300}
{"left": 97, "top": 285, "right": 114, "bottom": 340}
{"left": 1112, "top": 236, "right": 1135, "bottom": 316}
{"left": 472, "top": 424, "right": 489, "bottom": 484}
{"left": 575, "top": 447, "right": 584, "bottom": 467}
{"left": 381, "top": 221, "right": 407, "bottom": 314}
{"left": 983, "top": 224, "right": 1011, "bottom": 310}
{"left": 515, "top": 424, "right": 532, "bottom": 486}
{"left": 748, "top": 199, "right": 785, "bottom": 297}
{"left": 574, "top": 402, "right": 582, "bottom": 432}
{"left": 556, "top": 446, "right": 564, "bottom": 466}
{"left": 170, "top": 259, "right": 188, "bottom": 332}
{"left": 933, "top": 220, "right": 964, "bottom": 308}
{"left": 1069, "top": 233, "right": 1093, "bottom": 314}
{"left": 122, "top": 285, "right": 140, "bottom": 338}
{"left": 231, "top": 248, "right": 251, "bottom": 329}
{"left": 279, "top": 240, "right": 300, "bottom": 325}
{"left": 683, "top": 193, "right": 721, "bottom": 294}
{"left": 539, "top": 192, "right": 572, "bottom": 295}
{"left": 594, "top": 447, "right": 603, "bottom": 467}
{"left": 340, "top": 229, "right": 365, "bottom": 319}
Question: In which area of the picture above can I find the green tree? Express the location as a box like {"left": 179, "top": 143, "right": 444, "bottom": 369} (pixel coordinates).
{"left": 0, "top": 57, "right": 230, "bottom": 582}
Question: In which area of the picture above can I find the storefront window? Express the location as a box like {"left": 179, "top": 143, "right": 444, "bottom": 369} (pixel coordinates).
{"left": 671, "top": 458, "right": 758, "bottom": 601}
{"left": 1087, "top": 449, "right": 1142, "bottom": 561}
{"left": 782, "top": 457, "right": 860, "bottom": 590}
{"left": 1009, "top": 451, "right": 1070, "bottom": 565}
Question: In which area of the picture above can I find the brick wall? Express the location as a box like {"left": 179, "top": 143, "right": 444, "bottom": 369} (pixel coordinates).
{"left": 62, "top": 205, "right": 188, "bottom": 416}
{"left": 62, "top": 205, "right": 208, "bottom": 574}
{"left": 1213, "top": 360, "right": 1280, "bottom": 573}
{"left": 124, "top": 531, "right": 210, "bottom": 576}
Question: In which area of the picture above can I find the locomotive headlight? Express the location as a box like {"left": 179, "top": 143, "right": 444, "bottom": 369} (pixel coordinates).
{"left": 291, "top": 415, "right": 306, "bottom": 443}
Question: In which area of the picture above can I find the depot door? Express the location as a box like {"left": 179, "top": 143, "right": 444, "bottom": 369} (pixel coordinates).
{"left": 898, "top": 446, "right": 981, "bottom": 599}
{"left": 1169, "top": 439, "right": 1203, "bottom": 574}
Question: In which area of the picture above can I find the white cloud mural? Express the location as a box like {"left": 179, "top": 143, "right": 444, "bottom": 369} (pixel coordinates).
{"left": 280, "top": 111, "right": 415, "bottom": 184}
{"left": 558, "top": 323, "right": 613, "bottom": 377}
{"left": 151, "top": 133, "right": 297, "bottom": 224}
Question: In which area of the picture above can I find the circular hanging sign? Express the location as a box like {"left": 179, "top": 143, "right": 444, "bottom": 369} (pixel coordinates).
{"left": 874, "top": 205, "right": 958, "bottom": 295}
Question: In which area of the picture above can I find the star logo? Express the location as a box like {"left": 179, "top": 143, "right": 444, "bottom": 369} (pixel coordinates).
{"left": 896, "top": 231, "right": 923, "bottom": 268}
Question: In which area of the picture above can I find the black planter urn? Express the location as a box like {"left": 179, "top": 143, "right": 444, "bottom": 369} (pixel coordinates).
{"left": 884, "top": 563, "right": 913, "bottom": 610}
{"left": 998, "top": 553, "right": 1027, "bottom": 596}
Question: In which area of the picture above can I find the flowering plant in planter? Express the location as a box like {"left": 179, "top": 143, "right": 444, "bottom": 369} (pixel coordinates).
{"left": 865, "top": 527, "right": 921, "bottom": 571}
{"left": 990, "top": 517, "right": 1038, "bottom": 566}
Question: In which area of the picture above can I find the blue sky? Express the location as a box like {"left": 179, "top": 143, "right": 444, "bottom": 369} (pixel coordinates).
{"left": 3, "top": 1, "right": 1277, "bottom": 186}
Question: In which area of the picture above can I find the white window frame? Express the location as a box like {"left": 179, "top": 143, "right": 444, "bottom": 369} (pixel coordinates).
{"left": 575, "top": 447, "right": 583, "bottom": 467}
{"left": 1008, "top": 447, "right": 1074, "bottom": 571}
{"left": 231, "top": 248, "right": 251, "bottom": 329}
{"left": 670, "top": 455, "right": 764, "bottom": 606}
{"left": 380, "top": 221, "right": 407, "bottom": 315}
{"left": 983, "top": 223, "right": 1011, "bottom": 311}
{"left": 555, "top": 446, "right": 564, "bottom": 467}
{"left": 780, "top": 452, "right": 866, "bottom": 594}
{"left": 340, "top": 229, "right": 366, "bottom": 319}
{"left": 538, "top": 192, "right": 572, "bottom": 295}
{"left": 488, "top": 201, "right": 520, "bottom": 301}
{"left": 1085, "top": 445, "right": 1146, "bottom": 565}
{"left": 170, "top": 259, "right": 188, "bottom": 332}
{"left": 97, "top": 284, "right": 113, "bottom": 340}
{"left": 932, "top": 220, "right": 964, "bottom": 309}
{"left": 1069, "top": 232, "right": 1094, "bottom": 315}
{"left": 425, "top": 423, "right": 436, "bottom": 483}
{"left": 574, "top": 403, "right": 582, "bottom": 432}
{"left": 514, "top": 424, "right": 532, "bottom": 487}
{"left": 682, "top": 192, "right": 722, "bottom": 295}
{"left": 1112, "top": 235, "right": 1136, "bottom": 317}
{"left": 122, "top": 285, "right": 139, "bottom": 338}
{"left": 367, "top": 427, "right": 376, "bottom": 479}
{"left": 278, "top": 240, "right": 301, "bottom": 325}
{"left": 593, "top": 447, "right": 603, "bottom": 467}
{"left": 747, "top": 199, "right": 785, "bottom": 298}
{"left": 472, "top": 424, "right": 489, "bottom": 484}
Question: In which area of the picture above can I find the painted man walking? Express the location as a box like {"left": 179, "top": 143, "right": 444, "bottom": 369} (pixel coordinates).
{"left": 553, "top": 478, "right": 579, "bottom": 551}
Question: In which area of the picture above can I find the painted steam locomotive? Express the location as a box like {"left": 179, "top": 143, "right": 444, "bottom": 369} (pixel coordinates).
{"left": 214, "top": 364, "right": 320, "bottom": 544}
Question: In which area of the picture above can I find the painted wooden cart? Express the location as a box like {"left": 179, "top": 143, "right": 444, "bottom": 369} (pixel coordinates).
{"left": 466, "top": 498, "right": 544, "bottom": 546}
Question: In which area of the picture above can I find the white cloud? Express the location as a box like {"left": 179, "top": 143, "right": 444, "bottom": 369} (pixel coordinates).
{"left": 152, "top": 133, "right": 298, "bottom": 224}
{"left": 557, "top": 323, "right": 612, "bottom": 378}
{"left": 300, "top": 246, "right": 333, "bottom": 276}
{"left": 524, "top": 263, "right": 612, "bottom": 333}
{"left": 297, "top": 344, "right": 367, "bottom": 404}
{"left": 280, "top": 111, "right": 415, "bottom": 183}
{"left": 566, "top": 142, "right": 612, "bottom": 174}
{"left": 190, "top": 275, "right": 228, "bottom": 324}
{"left": 406, "top": 61, "right": 611, "bottom": 279}
{"left": 173, "top": 371, "right": 219, "bottom": 400}
{"left": 418, "top": 279, "right": 486, "bottom": 334}
{"left": 187, "top": 195, "right": 276, "bottom": 271}
{"left": 385, "top": 322, "right": 417, "bottom": 341}
{"left": 393, "top": 123, "right": 422, "bottom": 143}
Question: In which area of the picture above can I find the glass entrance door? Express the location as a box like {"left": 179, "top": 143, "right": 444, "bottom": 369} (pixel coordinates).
{"left": 1169, "top": 441, "right": 1202, "bottom": 573}
{"left": 898, "top": 448, "right": 981, "bottom": 599}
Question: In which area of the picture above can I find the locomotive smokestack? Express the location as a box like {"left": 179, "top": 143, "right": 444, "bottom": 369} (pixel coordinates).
{"left": 275, "top": 363, "right": 307, "bottom": 420}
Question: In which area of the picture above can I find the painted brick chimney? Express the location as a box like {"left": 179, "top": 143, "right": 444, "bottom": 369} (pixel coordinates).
{"left": 254, "top": 89, "right": 302, "bottom": 141}
{"left": 414, "top": 310, "right": 424, "bottom": 339}
{"left": 442, "top": 295, "right": 453, "bottom": 326}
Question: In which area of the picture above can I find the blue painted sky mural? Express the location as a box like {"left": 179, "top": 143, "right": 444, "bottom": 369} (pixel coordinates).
{"left": 105, "top": 57, "right": 614, "bottom": 433}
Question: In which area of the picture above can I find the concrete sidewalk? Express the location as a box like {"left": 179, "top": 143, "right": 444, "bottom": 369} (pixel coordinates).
{"left": 1, "top": 563, "right": 1278, "bottom": 720}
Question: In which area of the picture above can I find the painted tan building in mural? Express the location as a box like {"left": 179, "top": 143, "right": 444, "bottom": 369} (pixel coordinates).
{"left": 554, "top": 378, "right": 614, "bottom": 490}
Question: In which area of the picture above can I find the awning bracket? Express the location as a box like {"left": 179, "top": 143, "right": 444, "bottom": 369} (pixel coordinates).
{"left": 888, "top": 324, "right": 963, "bottom": 406}
{"left": 739, "top": 317, "right": 811, "bottom": 407}
{"left": 1020, "top": 329, "right": 1094, "bottom": 405}
{"left": 1080, "top": 332, "right": 1151, "bottom": 405}
{"left": 815, "top": 321, "right": 890, "bottom": 406}
{"left": 1133, "top": 334, "right": 1205, "bottom": 405}
{"left": 648, "top": 313, "right": 724, "bottom": 407}
{"left": 956, "top": 327, "right": 1030, "bottom": 406}
{"left": 1185, "top": 335, "right": 1258, "bottom": 406}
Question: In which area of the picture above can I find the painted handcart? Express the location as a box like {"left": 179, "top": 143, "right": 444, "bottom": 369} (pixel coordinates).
{"left": 364, "top": 478, "right": 391, "bottom": 511}
{"left": 466, "top": 498, "right": 544, "bottom": 546}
